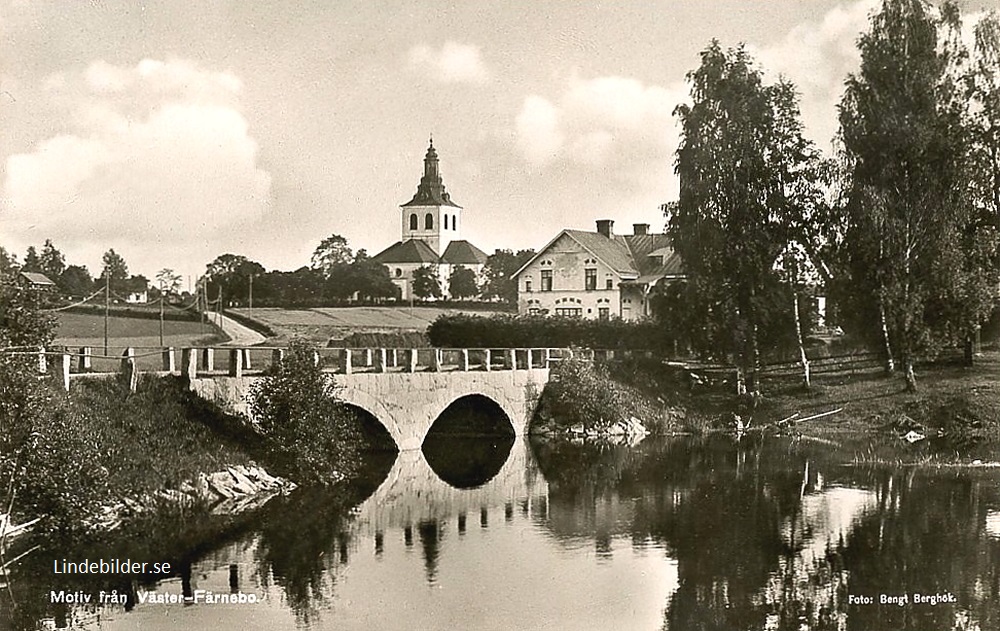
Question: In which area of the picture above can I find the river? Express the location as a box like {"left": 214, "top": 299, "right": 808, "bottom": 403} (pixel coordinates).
{"left": 4, "top": 413, "right": 1000, "bottom": 630}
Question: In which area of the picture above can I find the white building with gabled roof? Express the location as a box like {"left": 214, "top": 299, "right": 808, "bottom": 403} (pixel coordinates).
{"left": 513, "top": 219, "right": 684, "bottom": 321}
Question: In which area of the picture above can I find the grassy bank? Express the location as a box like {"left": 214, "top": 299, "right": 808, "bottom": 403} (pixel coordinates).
{"left": 534, "top": 351, "right": 1000, "bottom": 451}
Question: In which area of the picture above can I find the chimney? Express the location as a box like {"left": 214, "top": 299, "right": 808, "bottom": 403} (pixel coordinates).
{"left": 596, "top": 219, "right": 614, "bottom": 238}
{"left": 633, "top": 223, "right": 649, "bottom": 236}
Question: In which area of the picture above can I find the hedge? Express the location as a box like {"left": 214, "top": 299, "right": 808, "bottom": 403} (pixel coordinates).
{"left": 427, "top": 313, "right": 677, "bottom": 352}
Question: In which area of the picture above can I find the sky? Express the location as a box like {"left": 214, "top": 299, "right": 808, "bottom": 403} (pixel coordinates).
{"left": 0, "top": 0, "right": 993, "bottom": 286}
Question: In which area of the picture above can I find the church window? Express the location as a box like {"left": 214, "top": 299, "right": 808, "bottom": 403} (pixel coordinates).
{"left": 409, "top": 214, "right": 418, "bottom": 230}
{"left": 452, "top": 214, "right": 457, "bottom": 230}
{"left": 444, "top": 215, "right": 449, "bottom": 229}
{"left": 425, "top": 213, "right": 434, "bottom": 229}
{"left": 395, "top": 268, "right": 402, "bottom": 277}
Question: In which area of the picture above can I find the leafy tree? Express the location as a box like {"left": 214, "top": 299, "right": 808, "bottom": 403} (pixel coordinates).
{"left": 670, "top": 41, "right": 824, "bottom": 395}
{"left": 839, "top": 0, "right": 973, "bottom": 390}
{"left": 22, "top": 246, "right": 41, "bottom": 273}
{"left": 0, "top": 246, "right": 17, "bottom": 278}
{"left": 448, "top": 265, "right": 479, "bottom": 299}
{"left": 310, "top": 234, "right": 354, "bottom": 278}
{"left": 99, "top": 249, "right": 129, "bottom": 288}
{"left": 346, "top": 250, "right": 398, "bottom": 302}
{"left": 156, "top": 268, "right": 183, "bottom": 296}
{"left": 481, "top": 249, "right": 535, "bottom": 303}
{"left": 202, "top": 253, "right": 266, "bottom": 306}
{"left": 58, "top": 265, "right": 93, "bottom": 297}
{"left": 248, "top": 339, "right": 364, "bottom": 485}
{"left": 412, "top": 265, "right": 442, "bottom": 300}
{"left": 39, "top": 239, "right": 65, "bottom": 280}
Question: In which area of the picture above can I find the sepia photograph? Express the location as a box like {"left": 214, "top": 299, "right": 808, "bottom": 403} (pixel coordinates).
{"left": 1, "top": 0, "right": 999, "bottom": 629}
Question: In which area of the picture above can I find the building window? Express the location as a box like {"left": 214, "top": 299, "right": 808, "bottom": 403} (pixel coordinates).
{"left": 606, "top": 278, "right": 613, "bottom": 290}
{"left": 540, "top": 270, "right": 553, "bottom": 292}
{"left": 585, "top": 268, "right": 597, "bottom": 291}
{"left": 444, "top": 215, "right": 449, "bottom": 229}
{"left": 555, "top": 307, "right": 582, "bottom": 317}
{"left": 425, "top": 213, "right": 434, "bottom": 229}
{"left": 598, "top": 307, "right": 610, "bottom": 320}
{"left": 452, "top": 214, "right": 457, "bottom": 230}
{"left": 528, "top": 307, "right": 541, "bottom": 315}
{"left": 525, "top": 279, "right": 532, "bottom": 292}
{"left": 395, "top": 268, "right": 402, "bottom": 277}
{"left": 409, "top": 214, "right": 418, "bottom": 230}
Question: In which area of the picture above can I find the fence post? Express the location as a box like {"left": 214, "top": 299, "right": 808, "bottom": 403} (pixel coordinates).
{"left": 390, "top": 349, "right": 398, "bottom": 368}
{"left": 504, "top": 349, "right": 516, "bottom": 370}
{"left": 241, "top": 348, "right": 252, "bottom": 370}
{"left": 341, "top": 348, "right": 353, "bottom": 375}
{"left": 182, "top": 348, "right": 197, "bottom": 378}
{"left": 201, "top": 348, "right": 215, "bottom": 373}
{"left": 78, "top": 347, "right": 92, "bottom": 372}
{"left": 313, "top": 350, "right": 321, "bottom": 368}
{"left": 544, "top": 348, "right": 552, "bottom": 368}
{"left": 375, "top": 348, "right": 387, "bottom": 373}
{"left": 162, "top": 347, "right": 176, "bottom": 372}
{"left": 406, "top": 348, "right": 418, "bottom": 373}
{"left": 363, "top": 348, "right": 373, "bottom": 368}
{"left": 121, "top": 347, "right": 137, "bottom": 392}
{"left": 459, "top": 349, "right": 470, "bottom": 372}
{"left": 483, "top": 349, "right": 491, "bottom": 372}
{"left": 526, "top": 349, "right": 534, "bottom": 370}
{"left": 271, "top": 348, "right": 285, "bottom": 369}
{"left": 431, "top": 348, "right": 442, "bottom": 372}
{"left": 228, "top": 348, "right": 243, "bottom": 378}
{"left": 62, "top": 353, "right": 71, "bottom": 391}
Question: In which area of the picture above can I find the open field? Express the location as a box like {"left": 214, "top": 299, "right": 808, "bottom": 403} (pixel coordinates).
{"left": 231, "top": 306, "right": 508, "bottom": 343}
{"left": 52, "top": 312, "right": 226, "bottom": 371}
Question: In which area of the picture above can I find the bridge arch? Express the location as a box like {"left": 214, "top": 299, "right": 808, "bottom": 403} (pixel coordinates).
{"left": 426, "top": 394, "right": 516, "bottom": 438}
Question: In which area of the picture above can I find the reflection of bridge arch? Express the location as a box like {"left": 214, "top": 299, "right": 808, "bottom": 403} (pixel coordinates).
{"left": 353, "top": 438, "right": 549, "bottom": 533}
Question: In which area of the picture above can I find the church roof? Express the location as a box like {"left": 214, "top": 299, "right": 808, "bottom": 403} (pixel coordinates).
{"left": 371, "top": 239, "right": 441, "bottom": 264}
{"left": 441, "top": 240, "right": 488, "bottom": 265}
{"left": 401, "top": 139, "right": 462, "bottom": 208}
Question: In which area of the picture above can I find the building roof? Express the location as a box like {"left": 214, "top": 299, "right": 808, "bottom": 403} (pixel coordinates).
{"left": 401, "top": 139, "right": 462, "bottom": 208}
{"left": 440, "top": 240, "right": 488, "bottom": 265}
{"left": 371, "top": 238, "right": 442, "bottom": 264}
{"left": 19, "top": 271, "right": 56, "bottom": 286}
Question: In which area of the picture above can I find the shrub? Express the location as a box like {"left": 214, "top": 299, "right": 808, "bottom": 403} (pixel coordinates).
{"left": 248, "top": 340, "right": 363, "bottom": 485}
{"left": 535, "top": 358, "right": 660, "bottom": 433}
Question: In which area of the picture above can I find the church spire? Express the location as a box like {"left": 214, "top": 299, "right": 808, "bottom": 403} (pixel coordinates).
{"left": 402, "top": 137, "right": 461, "bottom": 208}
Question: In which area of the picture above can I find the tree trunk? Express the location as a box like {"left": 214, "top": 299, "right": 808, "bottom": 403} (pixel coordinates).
{"left": 878, "top": 292, "right": 895, "bottom": 374}
{"left": 903, "top": 355, "right": 917, "bottom": 392}
{"left": 963, "top": 333, "right": 974, "bottom": 367}
{"left": 793, "top": 290, "right": 810, "bottom": 388}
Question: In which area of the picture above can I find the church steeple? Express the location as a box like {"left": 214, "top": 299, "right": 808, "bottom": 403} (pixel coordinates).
{"left": 402, "top": 138, "right": 461, "bottom": 208}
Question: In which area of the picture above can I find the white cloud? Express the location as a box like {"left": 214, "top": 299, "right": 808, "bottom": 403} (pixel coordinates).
{"left": 408, "top": 41, "right": 489, "bottom": 84}
{"left": 514, "top": 73, "right": 684, "bottom": 186}
{"left": 1, "top": 58, "right": 271, "bottom": 280}
{"left": 755, "top": 0, "right": 878, "bottom": 148}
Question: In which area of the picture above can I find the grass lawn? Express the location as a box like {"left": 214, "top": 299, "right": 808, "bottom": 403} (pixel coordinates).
{"left": 232, "top": 306, "right": 506, "bottom": 343}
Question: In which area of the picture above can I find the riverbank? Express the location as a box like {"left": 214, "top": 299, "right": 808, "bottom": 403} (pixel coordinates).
{"left": 534, "top": 351, "right": 1000, "bottom": 452}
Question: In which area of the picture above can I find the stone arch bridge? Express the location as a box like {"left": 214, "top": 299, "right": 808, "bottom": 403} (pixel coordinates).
{"left": 182, "top": 346, "right": 562, "bottom": 450}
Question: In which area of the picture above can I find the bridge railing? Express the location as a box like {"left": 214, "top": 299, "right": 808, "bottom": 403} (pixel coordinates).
{"left": 9, "top": 345, "right": 573, "bottom": 392}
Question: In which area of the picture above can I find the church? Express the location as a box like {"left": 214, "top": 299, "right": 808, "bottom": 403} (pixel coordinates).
{"left": 372, "top": 139, "right": 488, "bottom": 300}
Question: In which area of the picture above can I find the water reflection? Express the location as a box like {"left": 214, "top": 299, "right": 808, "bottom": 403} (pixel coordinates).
{"left": 6, "top": 433, "right": 1000, "bottom": 630}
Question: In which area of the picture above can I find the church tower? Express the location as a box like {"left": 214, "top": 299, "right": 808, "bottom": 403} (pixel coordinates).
{"left": 400, "top": 138, "right": 462, "bottom": 255}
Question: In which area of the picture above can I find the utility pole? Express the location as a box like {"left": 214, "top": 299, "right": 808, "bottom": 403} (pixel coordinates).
{"left": 248, "top": 273, "right": 254, "bottom": 319}
{"left": 104, "top": 273, "right": 110, "bottom": 356}
{"left": 159, "top": 284, "right": 165, "bottom": 346}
